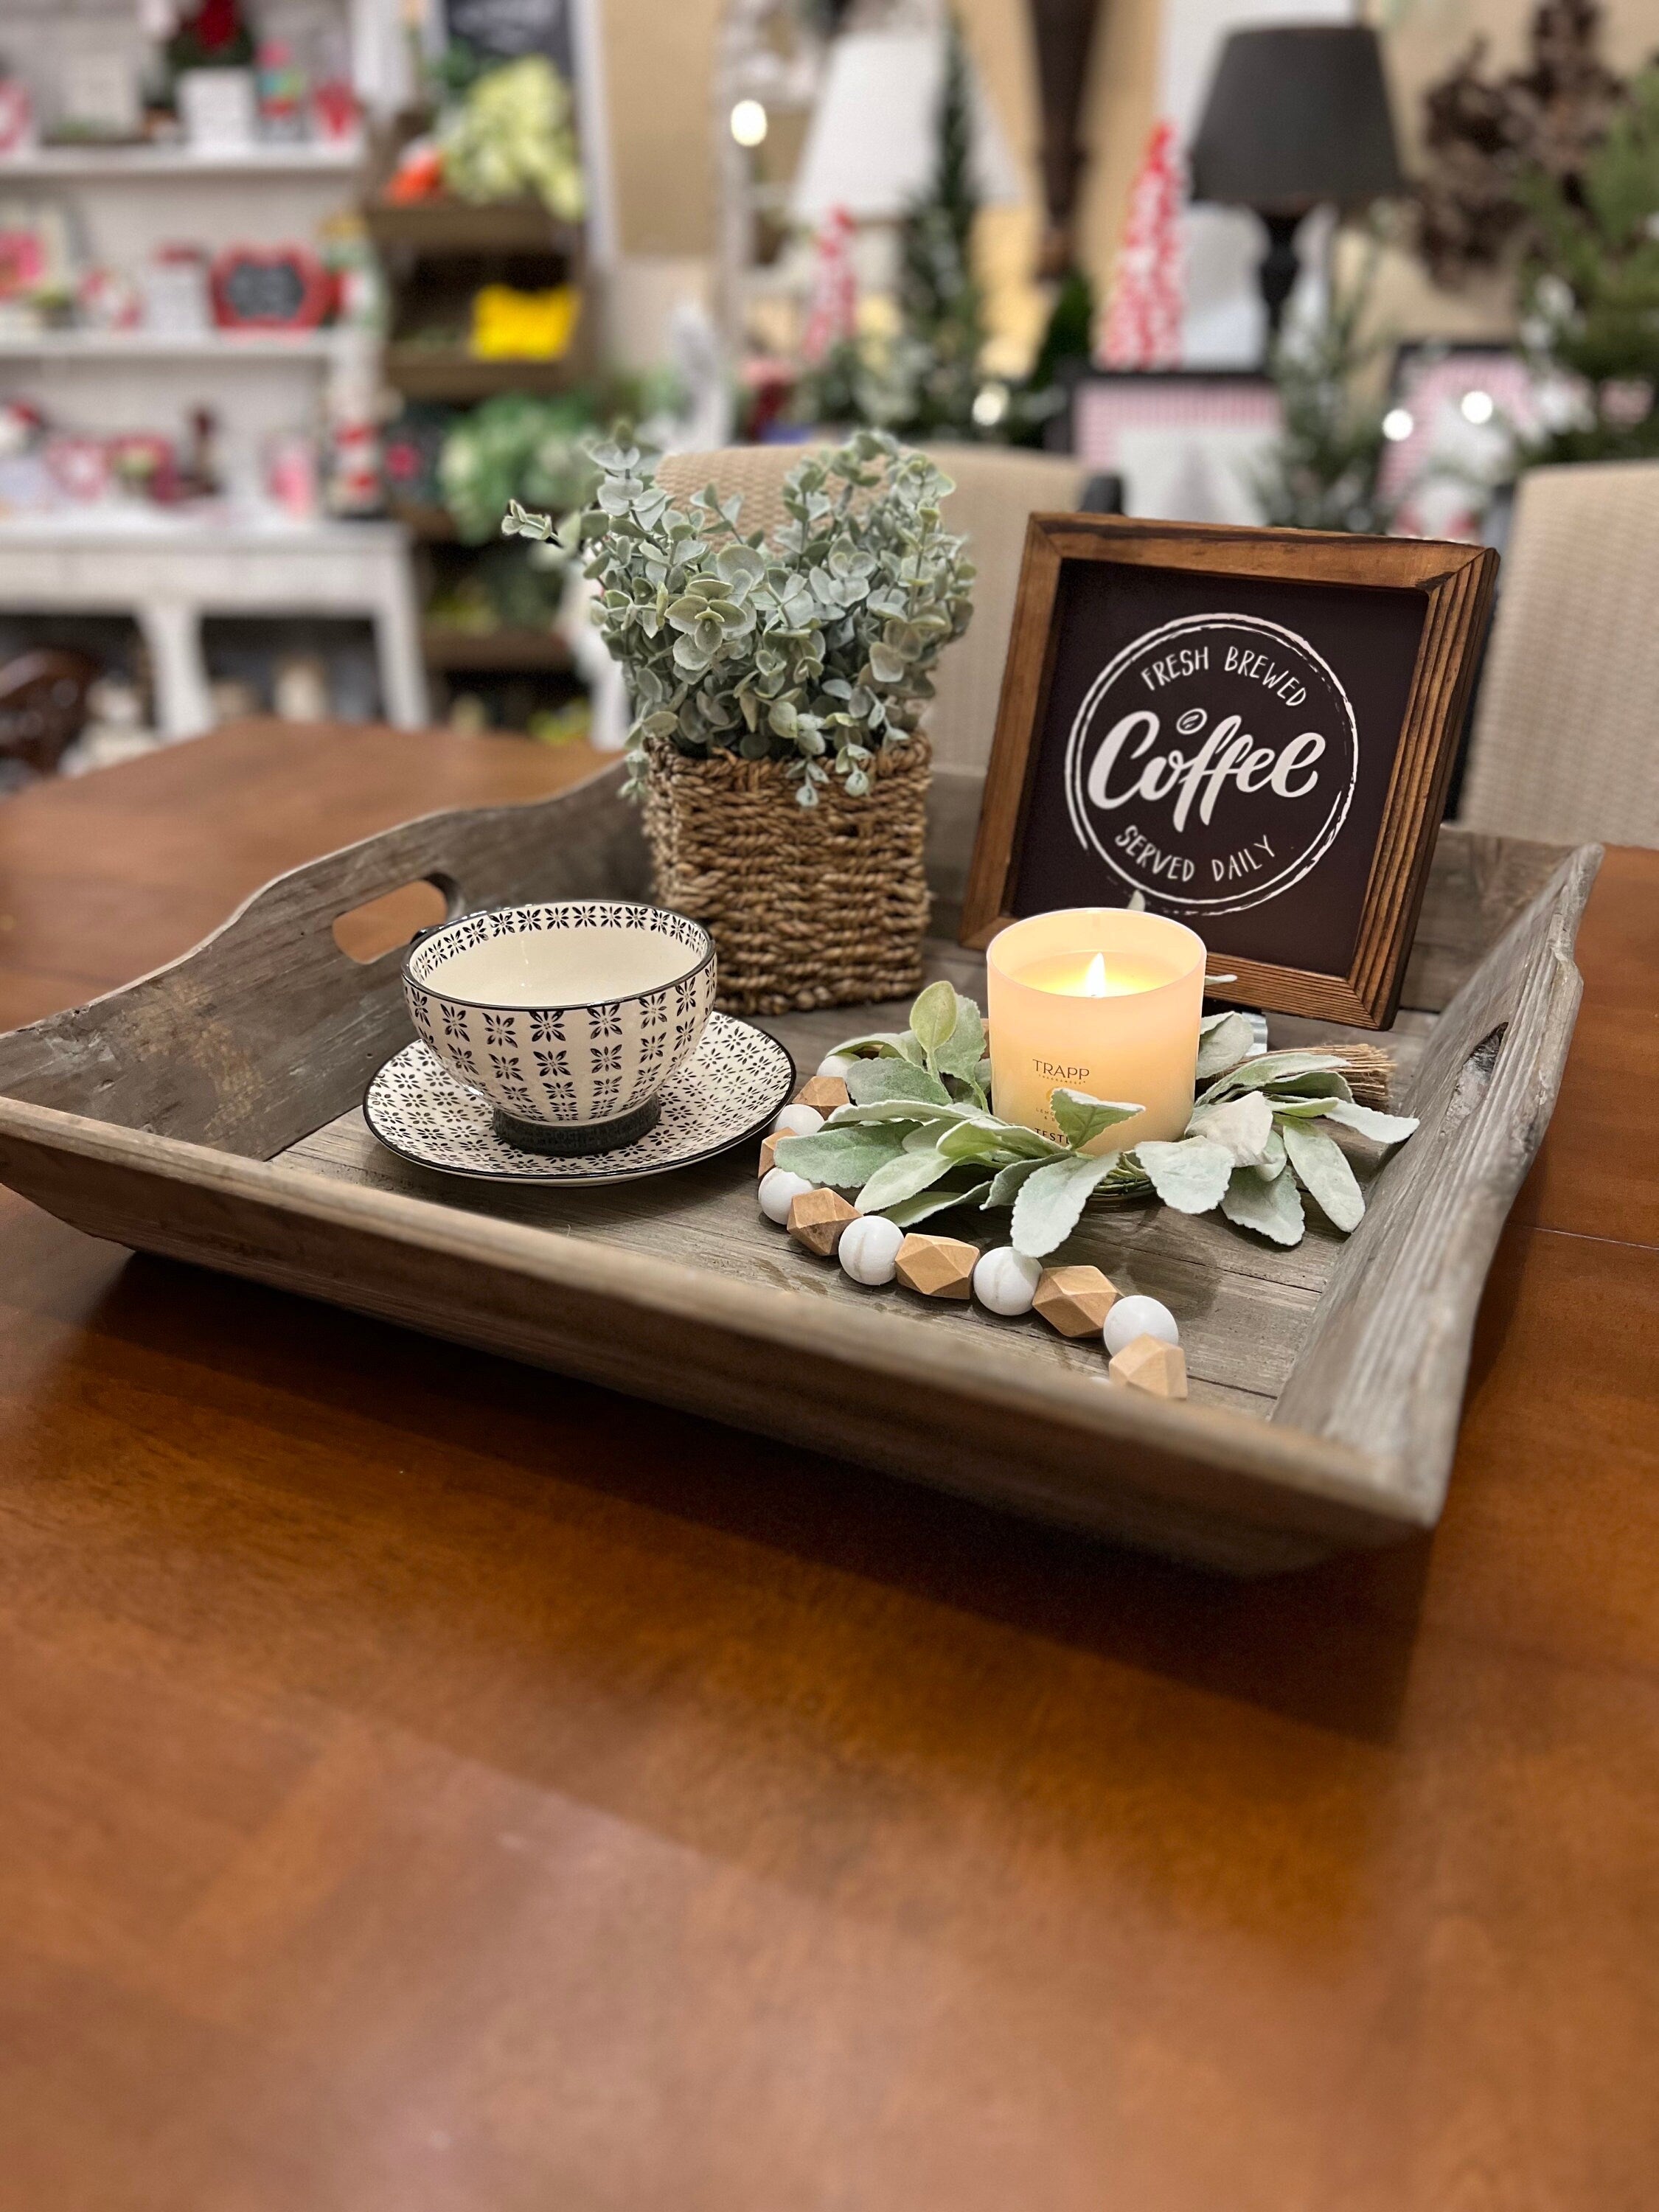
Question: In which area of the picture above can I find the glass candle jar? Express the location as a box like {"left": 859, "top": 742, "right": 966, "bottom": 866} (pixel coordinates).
{"left": 986, "top": 908, "right": 1207, "bottom": 1150}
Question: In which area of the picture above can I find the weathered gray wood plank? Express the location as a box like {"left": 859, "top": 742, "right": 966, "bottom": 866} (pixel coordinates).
{"left": 1275, "top": 843, "right": 1602, "bottom": 1514}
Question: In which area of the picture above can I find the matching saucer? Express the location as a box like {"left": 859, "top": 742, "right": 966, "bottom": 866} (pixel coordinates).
{"left": 364, "top": 1013, "right": 795, "bottom": 1186}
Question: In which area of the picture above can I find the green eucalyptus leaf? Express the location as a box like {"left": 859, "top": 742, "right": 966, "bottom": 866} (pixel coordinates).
{"left": 845, "top": 1058, "right": 952, "bottom": 1108}
{"left": 1220, "top": 1162, "right": 1307, "bottom": 1246}
{"left": 1280, "top": 1120, "right": 1365, "bottom": 1232}
{"left": 1133, "top": 1136, "right": 1235, "bottom": 1214}
{"left": 1010, "top": 1152, "right": 1124, "bottom": 1259}
{"left": 1049, "top": 1088, "right": 1144, "bottom": 1152}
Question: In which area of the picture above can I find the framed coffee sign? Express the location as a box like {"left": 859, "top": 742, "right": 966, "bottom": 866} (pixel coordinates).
{"left": 961, "top": 517, "right": 1498, "bottom": 1027}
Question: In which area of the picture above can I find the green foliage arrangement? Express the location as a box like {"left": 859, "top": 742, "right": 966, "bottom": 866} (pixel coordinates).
{"left": 503, "top": 429, "right": 975, "bottom": 807}
{"left": 438, "top": 55, "right": 585, "bottom": 223}
{"left": 1253, "top": 238, "right": 1397, "bottom": 535}
{"left": 440, "top": 394, "right": 602, "bottom": 545}
{"left": 774, "top": 981, "right": 1417, "bottom": 1257}
{"left": 1516, "top": 64, "right": 1659, "bottom": 465}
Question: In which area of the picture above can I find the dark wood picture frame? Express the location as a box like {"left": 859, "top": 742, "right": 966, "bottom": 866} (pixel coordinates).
{"left": 961, "top": 515, "right": 1498, "bottom": 1028}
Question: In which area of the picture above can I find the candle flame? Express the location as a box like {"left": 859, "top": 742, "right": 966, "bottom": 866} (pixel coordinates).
{"left": 1083, "top": 953, "right": 1108, "bottom": 998}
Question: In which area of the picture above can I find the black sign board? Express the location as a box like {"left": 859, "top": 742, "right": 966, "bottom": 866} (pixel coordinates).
{"left": 445, "top": 0, "right": 574, "bottom": 70}
{"left": 962, "top": 517, "right": 1498, "bottom": 1027}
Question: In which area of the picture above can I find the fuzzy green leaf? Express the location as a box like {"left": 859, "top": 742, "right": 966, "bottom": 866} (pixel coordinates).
{"left": 831, "top": 1029, "right": 925, "bottom": 1065}
{"left": 933, "top": 994, "right": 988, "bottom": 1079}
{"left": 1134, "top": 1136, "right": 1235, "bottom": 1214}
{"left": 845, "top": 1057, "right": 952, "bottom": 1108}
{"left": 1220, "top": 1162, "right": 1307, "bottom": 1246}
{"left": 1189, "top": 1089, "right": 1275, "bottom": 1166}
{"left": 1197, "top": 1051, "right": 1349, "bottom": 1106}
{"left": 984, "top": 1157, "right": 1048, "bottom": 1208}
{"left": 908, "top": 979, "right": 958, "bottom": 1054}
{"left": 1049, "top": 1089, "right": 1144, "bottom": 1151}
{"left": 1321, "top": 1099, "right": 1419, "bottom": 1145}
{"left": 1195, "top": 1010, "right": 1259, "bottom": 1080}
{"left": 1010, "top": 1152, "right": 1124, "bottom": 1259}
{"left": 827, "top": 1097, "right": 981, "bottom": 1128}
{"left": 883, "top": 1178, "right": 992, "bottom": 1228}
{"left": 772, "top": 1124, "right": 905, "bottom": 1188}
{"left": 1280, "top": 1119, "right": 1365, "bottom": 1232}
{"left": 856, "top": 1147, "right": 961, "bottom": 1213}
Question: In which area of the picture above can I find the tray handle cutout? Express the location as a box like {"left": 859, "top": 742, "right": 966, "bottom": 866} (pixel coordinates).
{"left": 332, "top": 874, "right": 462, "bottom": 966}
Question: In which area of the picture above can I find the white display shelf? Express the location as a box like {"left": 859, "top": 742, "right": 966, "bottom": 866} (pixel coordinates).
{"left": 0, "top": 330, "right": 352, "bottom": 363}
{"left": 0, "top": 142, "right": 364, "bottom": 182}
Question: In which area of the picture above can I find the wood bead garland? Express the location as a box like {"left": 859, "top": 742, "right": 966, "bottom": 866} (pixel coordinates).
{"left": 1032, "top": 1265, "right": 1119, "bottom": 1339}
{"left": 839, "top": 1214, "right": 904, "bottom": 1285}
{"left": 773, "top": 1103, "right": 824, "bottom": 1138}
{"left": 1108, "top": 1334, "right": 1188, "bottom": 1399}
{"left": 1102, "top": 1295, "right": 1178, "bottom": 1356}
{"left": 787, "top": 1187, "right": 859, "bottom": 1256}
{"left": 794, "top": 1074, "right": 851, "bottom": 1116}
{"left": 894, "top": 1233, "right": 978, "bottom": 1300}
{"left": 973, "top": 1247, "right": 1042, "bottom": 1316}
{"left": 759, "top": 1167, "right": 813, "bottom": 1223}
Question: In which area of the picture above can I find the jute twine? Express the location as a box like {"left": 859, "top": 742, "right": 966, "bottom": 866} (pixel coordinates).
{"left": 639, "top": 735, "right": 932, "bottom": 1015}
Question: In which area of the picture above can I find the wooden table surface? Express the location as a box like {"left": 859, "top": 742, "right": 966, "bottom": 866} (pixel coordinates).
{"left": 1, "top": 723, "right": 1655, "bottom": 2212}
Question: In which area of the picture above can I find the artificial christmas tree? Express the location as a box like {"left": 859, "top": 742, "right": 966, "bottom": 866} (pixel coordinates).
{"left": 1099, "top": 122, "right": 1183, "bottom": 369}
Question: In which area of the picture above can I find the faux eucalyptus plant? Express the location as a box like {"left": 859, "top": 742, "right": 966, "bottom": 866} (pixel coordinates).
{"left": 504, "top": 429, "right": 975, "bottom": 807}
{"left": 775, "top": 981, "right": 1418, "bottom": 1257}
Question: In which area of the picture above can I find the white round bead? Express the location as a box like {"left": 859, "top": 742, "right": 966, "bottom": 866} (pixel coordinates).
{"left": 773, "top": 1103, "right": 824, "bottom": 1137}
{"left": 973, "top": 1247, "right": 1043, "bottom": 1315}
{"left": 1102, "top": 1294, "right": 1180, "bottom": 1355}
{"left": 816, "top": 1052, "right": 855, "bottom": 1081}
{"left": 838, "top": 1213, "right": 904, "bottom": 1285}
{"left": 759, "top": 1168, "right": 815, "bottom": 1224}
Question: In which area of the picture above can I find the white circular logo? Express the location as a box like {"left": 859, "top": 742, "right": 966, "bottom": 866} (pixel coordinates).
{"left": 1061, "top": 612, "right": 1359, "bottom": 915}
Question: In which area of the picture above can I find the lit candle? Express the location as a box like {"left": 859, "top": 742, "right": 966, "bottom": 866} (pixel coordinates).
{"left": 986, "top": 908, "right": 1206, "bottom": 1150}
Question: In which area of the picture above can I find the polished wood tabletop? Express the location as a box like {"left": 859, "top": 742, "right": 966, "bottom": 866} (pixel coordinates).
{"left": 1, "top": 723, "right": 1655, "bottom": 2211}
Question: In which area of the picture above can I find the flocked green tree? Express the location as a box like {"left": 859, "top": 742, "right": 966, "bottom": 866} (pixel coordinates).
{"left": 1251, "top": 239, "right": 1396, "bottom": 535}
{"left": 1516, "top": 63, "right": 1659, "bottom": 464}
{"left": 890, "top": 13, "right": 985, "bottom": 437}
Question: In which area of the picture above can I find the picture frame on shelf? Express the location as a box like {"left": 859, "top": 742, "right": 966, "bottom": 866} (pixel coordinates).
{"left": 961, "top": 514, "right": 1498, "bottom": 1029}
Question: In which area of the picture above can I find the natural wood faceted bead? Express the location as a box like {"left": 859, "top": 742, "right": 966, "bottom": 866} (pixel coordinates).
{"left": 787, "top": 1187, "right": 860, "bottom": 1257}
{"left": 894, "top": 1233, "right": 979, "bottom": 1300}
{"left": 758, "top": 1133, "right": 782, "bottom": 1178}
{"left": 795, "top": 1075, "right": 851, "bottom": 1115}
{"left": 1032, "top": 1265, "right": 1120, "bottom": 1339}
{"left": 1108, "top": 1333, "right": 1189, "bottom": 1399}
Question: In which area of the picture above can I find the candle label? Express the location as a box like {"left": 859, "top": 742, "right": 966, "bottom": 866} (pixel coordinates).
{"left": 1060, "top": 613, "right": 1357, "bottom": 917}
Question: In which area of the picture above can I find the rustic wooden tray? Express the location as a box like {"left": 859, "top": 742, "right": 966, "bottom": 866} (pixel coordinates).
{"left": 0, "top": 762, "right": 1599, "bottom": 1574}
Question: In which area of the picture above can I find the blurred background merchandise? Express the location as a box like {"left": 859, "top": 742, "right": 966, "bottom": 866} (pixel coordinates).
{"left": 0, "top": 0, "right": 1652, "bottom": 778}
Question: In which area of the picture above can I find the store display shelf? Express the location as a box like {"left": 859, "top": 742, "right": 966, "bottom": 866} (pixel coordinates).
{"left": 0, "top": 142, "right": 365, "bottom": 181}
{"left": 421, "top": 625, "right": 573, "bottom": 671}
{"left": 0, "top": 330, "right": 352, "bottom": 364}
{"left": 364, "top": 198, "right": 579, "bottom": 255}
{"left": 383, "top": 347, "right": 585, "bottom": 402}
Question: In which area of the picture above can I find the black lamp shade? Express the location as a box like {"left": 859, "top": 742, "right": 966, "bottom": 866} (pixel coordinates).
{"left": 1189, "top": 25, "right": 1404, "bottom": 216}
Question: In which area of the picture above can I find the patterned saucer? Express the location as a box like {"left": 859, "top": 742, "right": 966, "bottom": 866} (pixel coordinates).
{"left": 364, "top": 1013, "right": 795, "bottom": 1185}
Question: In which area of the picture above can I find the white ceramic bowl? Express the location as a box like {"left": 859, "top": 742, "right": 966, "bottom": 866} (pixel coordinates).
{"left": 403, "top": 900, "right": 717, "bottom": 1155}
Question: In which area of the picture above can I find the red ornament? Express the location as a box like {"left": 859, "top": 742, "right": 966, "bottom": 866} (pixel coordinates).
{"left": 801, "top": 206, "right": 858, "bottom": 365}
{"left": 1099, "top": 121, "right": 1184, "bottom": 370}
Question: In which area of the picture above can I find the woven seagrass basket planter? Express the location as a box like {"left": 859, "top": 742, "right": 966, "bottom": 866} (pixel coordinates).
{"left": 638, "top": 734, "right": 932, "bottom": 1016}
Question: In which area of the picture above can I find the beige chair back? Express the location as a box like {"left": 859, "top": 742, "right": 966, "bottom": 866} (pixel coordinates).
{"left": 1459, "top": 459, "right": 1659, "bottom": 847}
{"left": 654, "top": 442, "right": 1092, "bottom": 773}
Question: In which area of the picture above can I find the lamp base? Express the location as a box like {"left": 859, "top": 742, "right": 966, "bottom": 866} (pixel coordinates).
{"left": 1257, "top": 209, "right": 1305, "bottom": 357}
